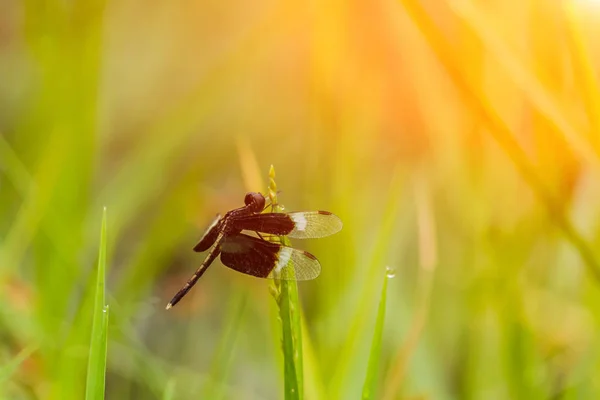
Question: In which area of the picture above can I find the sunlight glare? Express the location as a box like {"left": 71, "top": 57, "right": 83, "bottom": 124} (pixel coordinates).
{"left": 574, "top": 0, "right": 600, "bottom": 9}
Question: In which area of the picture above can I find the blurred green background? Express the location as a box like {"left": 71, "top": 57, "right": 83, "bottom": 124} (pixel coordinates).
{"left": 2, "top": 0, "right": 600, "bottom": 399}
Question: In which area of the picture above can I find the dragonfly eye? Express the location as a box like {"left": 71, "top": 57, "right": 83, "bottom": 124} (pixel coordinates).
{"left": 244, "top": 192, "right": 265, "bottom": 211}
{"left": 244, "top": 192, "right": 255, "bottom": 205}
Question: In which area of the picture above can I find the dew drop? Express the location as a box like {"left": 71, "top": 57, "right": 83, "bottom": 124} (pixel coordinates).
{"left": 279, "top": 205, "right": 285, "bottom": 211}
{"left": 386, "top": 266, "right": 396, "bottom": 278}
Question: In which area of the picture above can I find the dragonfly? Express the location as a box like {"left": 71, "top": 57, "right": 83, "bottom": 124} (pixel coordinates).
{"left": 166, "top": 192, "right": 343, "bottom": 309}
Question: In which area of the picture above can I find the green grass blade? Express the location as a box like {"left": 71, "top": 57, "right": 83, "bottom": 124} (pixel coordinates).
{"left": 361, "top": 267, "right": 392, "bottom": 400}
{"left": 301, "top": 317, "right": 326, "bottom": 400}
{"left": 162, "top": 378, "right": 176, "bottom": 400}
{"left": 203, "top": 292, "right": 248, "bottom": 400}
{"left": 85, "top": 207, "right": 109, "bottom": 400}
{"left": 268, "top": 166, "right": 303, "bottom": 400}
{"left": 279, "top": 276, "right": 303, "bottom": 400}
{"left": 330, "top": 169, "right": 403, "bottom": 398}
{"left": 0, "top": 345, "right": 37, "bottom": 386}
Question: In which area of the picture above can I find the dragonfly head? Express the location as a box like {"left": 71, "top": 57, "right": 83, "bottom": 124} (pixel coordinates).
{"left": 244, "top": 192, "right": 266, "bottom": 212}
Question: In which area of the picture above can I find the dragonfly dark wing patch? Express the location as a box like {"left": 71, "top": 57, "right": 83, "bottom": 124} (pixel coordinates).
{"left": 220, "top": 234, "right": 279, "bottom": 278}
{"left": 234, "top": 211, "right": 342, "bottom": 239}
{"left": 193, "top": 214, "right": 221, "bottom": 252}
{"left": 232, "top": 214, "right": 296, "bottom": 236}
{"left": 220, "top": 234, "right": 321, "bottom": 280}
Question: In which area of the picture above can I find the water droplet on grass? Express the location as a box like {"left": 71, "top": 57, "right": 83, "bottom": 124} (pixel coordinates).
{"left": 386, "top": 266, "right": 396, "bottom": 278}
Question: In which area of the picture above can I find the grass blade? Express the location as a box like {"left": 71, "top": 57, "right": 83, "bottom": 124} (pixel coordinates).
{"left": 397, "top": 0, "right": 600, "bottom": 286}
{"left": 382, "top": 178, "right": 437, "bottom": 400}
{"left": 203, "top": 292, "right": 248, "bottom": 400}
{"left": 361, "top": 267, "right": 392, "bottom": 400}
{"left": 0, "top": 345, "right": 37, "bottom": 386}
{"left": 162, "top": 379, "right": 176, "bottom": 400}
{"left": 301, "top": 317, "right": 326, "bottom": 400}
{"left": 268, "top": 166, "right": 303, "bottom": 400}
{"left": 278, "top": 276, "right": 303, "bottom": 400}
{"left": 85, "top": 207, "right": 109, "bottom": 400}
{"left": 330, "top": 169, "right": 403, "bottom": 398}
